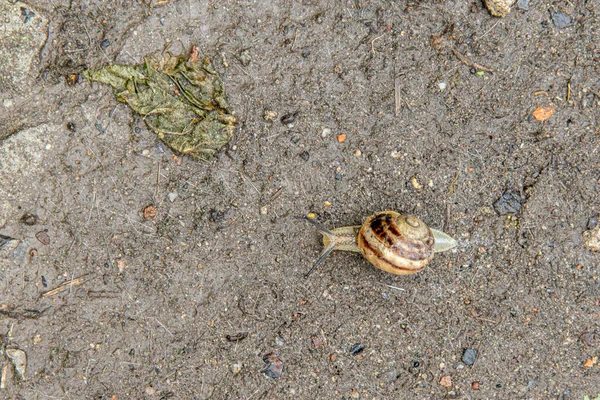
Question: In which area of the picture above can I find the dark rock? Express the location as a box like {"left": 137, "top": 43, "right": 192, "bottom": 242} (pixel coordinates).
{"left": 587, "top": 215, "right": 598, "bottom": 230}
{"left": 280, "top": 111, "right": 299, "bottom": 125}
{"left": 299, "top": 151, "right": 310, "bottom": 161}
{"left": 462, "top": 348, "right": 477, "bottom": 365}
{"left": 350, "top": 343, "right": 364, "bottom": 355}
{"left": 100, "top": 39, "right": 110, "bottom": 50}
{"left": 493, "top": 189, "right": 525, "bottom": 215}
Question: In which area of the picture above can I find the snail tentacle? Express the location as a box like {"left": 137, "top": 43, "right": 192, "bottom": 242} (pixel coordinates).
{"left": 304, "top": 216, "right": 337, "bottom": 277}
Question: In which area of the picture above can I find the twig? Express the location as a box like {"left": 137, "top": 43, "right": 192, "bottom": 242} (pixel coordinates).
{"left": 475, "top": 20, "right": 501, "bottom": 41}
{"left": 452, "top": 49, "right": 493, "bottom": 73}
{"left": 394, "top": 77, "right": 402, "bottom": 116}
{"left": 261, "top": 187, "right": 283, "bottom": 207}
{"left": 155, "top": 318, "right": 174, "bottom": 336}
{"left": 371, "top": 34, "right": 385, "bottom": 55}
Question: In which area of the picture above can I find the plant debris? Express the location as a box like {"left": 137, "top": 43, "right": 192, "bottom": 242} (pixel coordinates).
{"left": 83, "top": 51, "right": 236, "bottom": 160}
{"left": 493, "top": 189, "right": 525, "bottom": 215}
{"left": 261, "top": 352, "right": 283, "bottom": 378}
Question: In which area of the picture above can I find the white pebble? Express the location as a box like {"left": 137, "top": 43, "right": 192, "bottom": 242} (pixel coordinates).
{"left": 438, "top": 82, "right": 447, "bottom": 90}
{"left": 321, "top": 128, "right": 332, "bottom": 138}
{"left": 168, "top": 192, "right": 178, "bottom": 202}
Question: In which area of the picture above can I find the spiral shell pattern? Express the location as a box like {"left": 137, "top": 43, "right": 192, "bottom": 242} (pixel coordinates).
{"left": 357, "top": 211, "right": 435, "bottom": 274}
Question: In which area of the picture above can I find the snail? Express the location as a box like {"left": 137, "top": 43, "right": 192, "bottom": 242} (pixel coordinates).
{"left": 305, "top": 211, "right": 457, "bottom": 277}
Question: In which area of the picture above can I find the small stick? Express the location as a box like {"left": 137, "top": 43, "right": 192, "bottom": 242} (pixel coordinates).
{"left": 371, "top": 34, "right": 385, "bottom": 55}
{"left": 451, "top": 49, "right": 493, "bottom": 73}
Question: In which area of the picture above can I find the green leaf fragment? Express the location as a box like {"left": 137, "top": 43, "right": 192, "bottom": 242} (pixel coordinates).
{"left": 476, "top": 71, "right": 485, "bottom": 76}
{"left": 83, "top": 53, "right": 236, "bottom": 160}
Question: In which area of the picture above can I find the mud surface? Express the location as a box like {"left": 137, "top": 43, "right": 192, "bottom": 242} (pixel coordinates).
{"left": 1, "top": 1, "right": 599, "bottom": 398}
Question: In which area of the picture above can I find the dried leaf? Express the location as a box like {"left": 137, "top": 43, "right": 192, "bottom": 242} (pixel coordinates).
{"left": 84, "top": 53, "right": 236, "bottom": 160}
{"left": 533, "top": 106, "right": 554, "bottom": 122}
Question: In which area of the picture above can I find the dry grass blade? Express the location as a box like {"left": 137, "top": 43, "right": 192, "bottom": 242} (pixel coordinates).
{"left": 41, "top": 274, "right": 93, "bottom": 298}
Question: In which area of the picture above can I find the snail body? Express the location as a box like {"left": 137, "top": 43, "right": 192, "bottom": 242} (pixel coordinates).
{"left": 306, "top": 211, "right": 457, "bottom": 276}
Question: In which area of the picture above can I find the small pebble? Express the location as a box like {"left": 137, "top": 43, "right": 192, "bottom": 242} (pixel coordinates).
{"left": 100, "top": 39, "right": 110, "bottom": 50}
{"left": 381, "top": 369, "right": 399, "bottom": 383}
{"left": 231, "top": 361, "right": 243, "bottom": 375}
{"left": 142, "top": 149, "right": 150, "bottom": 156}
{"left": 263, "top": 110, "right": 278, "bottom": 121}
{"left": 517, "top": 0, "right": 529, "bottom": 10}
{"left": 472, "top": 381, "right": 481, "bottom": 390}
{"left": 350, "top": 343, "right": 364, "bottom": 355}
{"left": 321, "top": 128, "right": 332, "bottom": 138}
{"left": 6, "top": 348, "right": 27, "bottom": 379}
{"left": 552, "top": 12, "right": 572, "bottom": 29}
{"left": 145, "top": 387, "right": 156, "bottom": 395}
{"left": 280, "top": 111, "right": 299, "bottom": 125}
{"left": 438, "top": 82, "right": 447, "bottom": 90}
{"left": 439, "top": 375, "right": 452, "bottom": 387}
{"left": 354, "top": 149, "right": 361, "bottom": 157}
{"left": 168, "top": 192, "right": 178, "bottom": 202}
{"left": 462, "top": 348, "right": 478, "bottom": 366}
{"left": 299, "top": 151, "right": 310, "bottom": 161}
{"left": 587, "top": 215, "right": 598, "bottom": 230}
{"left": 410, "top": 176, "right": 423, "bottom": 191}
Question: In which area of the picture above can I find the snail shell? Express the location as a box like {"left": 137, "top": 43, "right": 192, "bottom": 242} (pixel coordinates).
{"left": 358, "top": 211, "right": 434, "bottom": 274}
{"left": 305, "top": 210, "right": 456, "bottom": 276}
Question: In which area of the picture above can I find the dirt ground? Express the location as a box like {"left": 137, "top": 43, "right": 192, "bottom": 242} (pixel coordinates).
{"left": 1, "top": 0, "right": 599, "bottom": 398}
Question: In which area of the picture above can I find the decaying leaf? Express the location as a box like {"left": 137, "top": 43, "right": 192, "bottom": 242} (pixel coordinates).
{"left": 533, "top": 106, "right": 554, "bottom": 122}
{"left": 261, "top": 352, "right": 283, "bottom": 378}
{"left": 84, "top": 52, "right": 236, "bottom": 160}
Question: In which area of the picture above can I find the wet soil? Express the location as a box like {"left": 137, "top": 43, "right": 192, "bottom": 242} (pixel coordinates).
{"left": 0, "top": 0, "right": 599, "bottom": 398}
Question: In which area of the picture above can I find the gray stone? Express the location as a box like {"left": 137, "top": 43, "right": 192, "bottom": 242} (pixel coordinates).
{"left": 552, "top": 12, "right": 572, "bottom": 29}
{"left": 462, "top": 348, "right": 478, "bottom": 366}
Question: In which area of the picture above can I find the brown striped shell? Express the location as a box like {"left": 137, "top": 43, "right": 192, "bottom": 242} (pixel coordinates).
{"left": 357, "top": 211, "right": 434, "bottom": 274}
